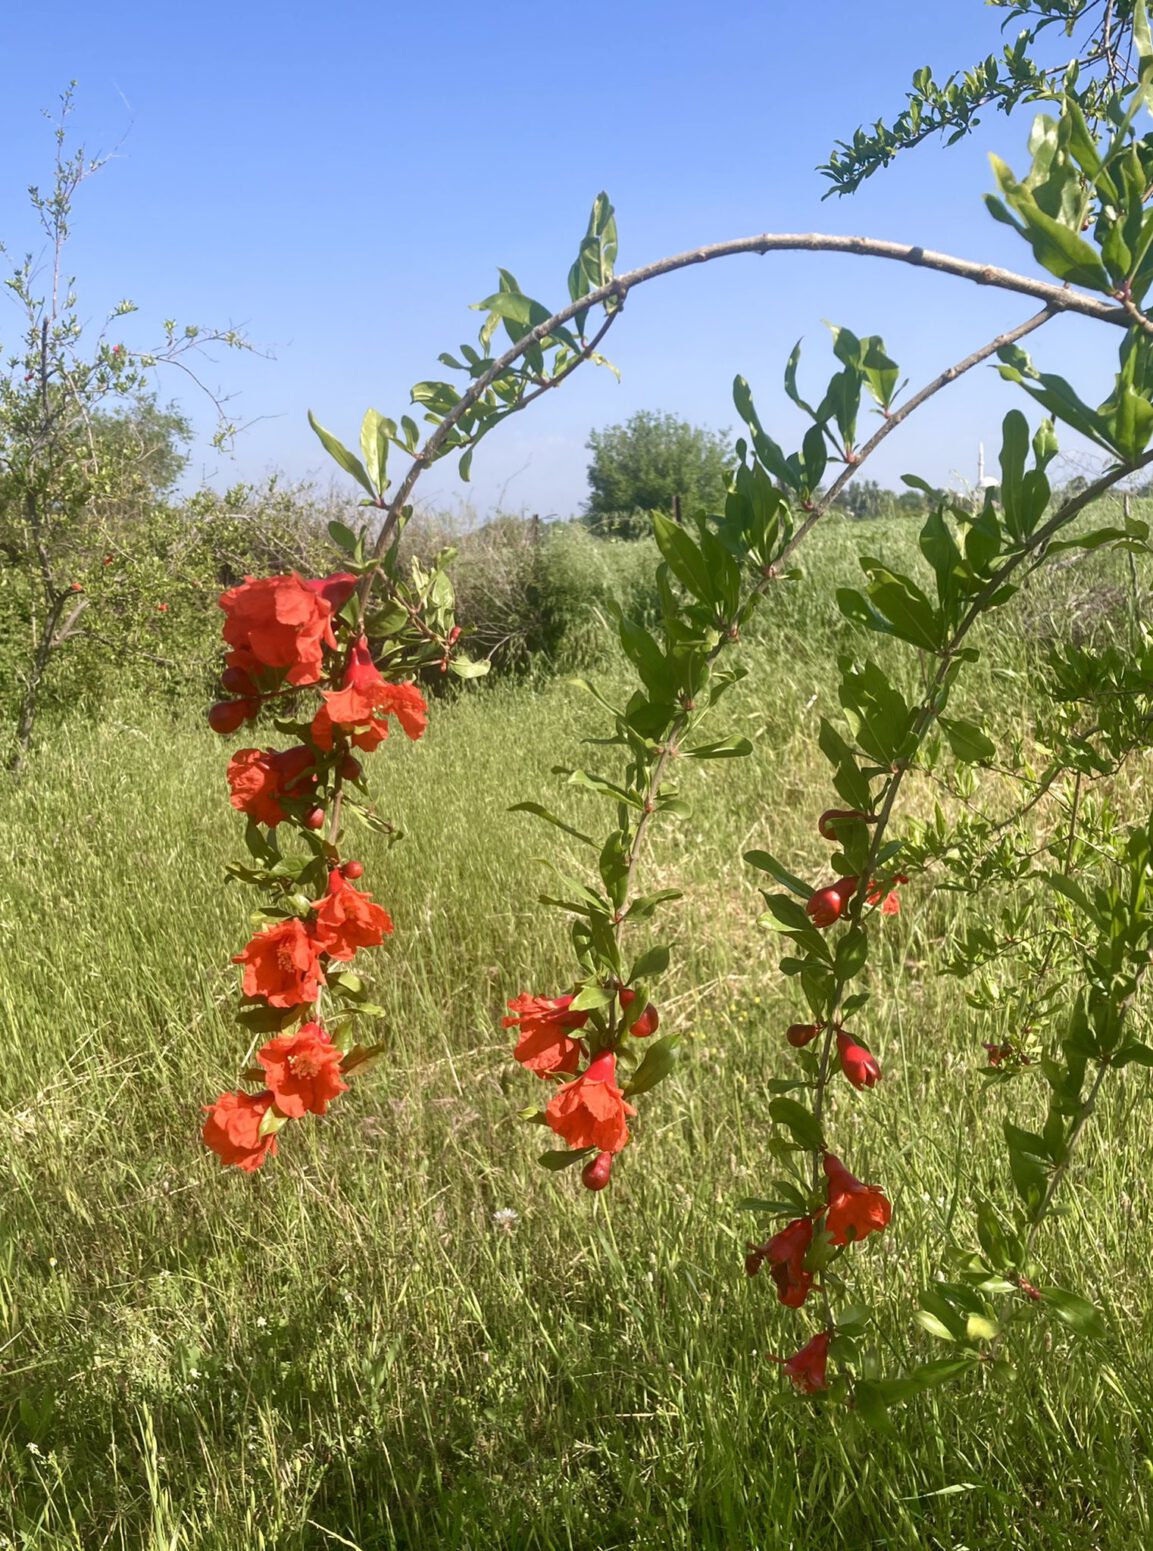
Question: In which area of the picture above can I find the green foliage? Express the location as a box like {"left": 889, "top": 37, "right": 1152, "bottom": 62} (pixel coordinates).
{"left": 582, "top": 410, "right": 734, "bottom": 537}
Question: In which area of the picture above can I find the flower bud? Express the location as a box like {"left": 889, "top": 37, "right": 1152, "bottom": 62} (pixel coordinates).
{"left": 581, "top": 1151, "right": 613, "bottom": 1191}
{"left": 805, "top": 876, "right": 859, "bottom": 929}
{"left": 342, "top": 860, "right": 365, "bottom": 880}
{"left": 339, "top": 754, "right": 363, "bottom": 781}
{"left": 836, "top": 1029, "right": 881, "bottom": 1089}
{"left": 207, "top": 700, "right": 248, "bottom": 735}
{"left": 221, "top": 665, "right": 255, "bottom": 696}
{"left": 628, "top": 1003, "right": 660, "bottom": 1038}
{"left": 786, "top": 1023, "right": 822, "bottom": 1048}
{"left": 304, "top": 807, "right": 326, "bottom": 830}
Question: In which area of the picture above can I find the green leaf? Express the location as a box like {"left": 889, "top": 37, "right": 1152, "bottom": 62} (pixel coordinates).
{"left": 359, "top": 408, "right": 393, "bottom": 494}
{"left": 744, "top": 850, "right": 811, "bottom": 898}
{"left": 508, "top": 802, "right": 597, "bottom": 849}
{"left": 569, "top": 982, "right": 615, "bottom": 1012}
{"left": 630, "top": 944, "right": 671, "bottom": 981}
{"left": 623, "top": 1034, "right": 681, "bottom": 1095}
{"left": 328, "top": 519, "right": 360, "bottom": 558}
{"left": 683, "top": 737, "right": 753, "bottom": 759}
{"left": 940, "top": 716, "right": 996, "bottom": 764}
{"left": 651, "top": 511, "right": 715, "bottom": 603}
{"left": 1041, "top": 1286, "right": 1106, "bottom": 1339}
{"left": 768, "top": 1096, "right": 823, "bottom": 1151}
{"left": 308, "top": 411, "right": 376, "bottom": 498}
{"left": 539, "top": 1148, "right": 595, "bottom": 1171}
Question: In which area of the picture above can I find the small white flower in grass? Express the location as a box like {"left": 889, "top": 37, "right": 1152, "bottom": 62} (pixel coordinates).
{"left": 492, "top": 1207, "right": 519, "bottom": 1231}
{"left": 256, "top": 1315, "right": 268, "bottom": 1328}
{"left": 27, "top": 1442, "right": 42, "bottom": 1456}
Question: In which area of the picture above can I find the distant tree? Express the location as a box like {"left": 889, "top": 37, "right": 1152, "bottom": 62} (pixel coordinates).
{"left": 832, "top": 478, "right": 891, "bottom": 519}
{"left": 583, "top": 410, "right": 732, "bottom": 538}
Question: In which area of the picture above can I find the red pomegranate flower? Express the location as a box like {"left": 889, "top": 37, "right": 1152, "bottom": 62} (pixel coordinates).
{"left": 303, "top": 572, "right": 359, "bottom": 612}
{"left": 774, "top": 1330, "right": 831, "bottom": 1394}
{"left": 310, "top": 637, "right": 428, "bottom": 752}
{"left": 257, "top": 1022, "right": 349, "bottom": 1118}
{"left": 226, "top": 745, "right": 318, "bottom": 827}
{"left": 836, "top": 1029, "right": 881, "bottom": 1090}
{"left": 823, "top": 1151, "right": 892, "bottom": 1246}
{"left": 867, "top": 873, "right": 908, "bottom": 915}
{"left": 503, "top": 992, "right": 588, "bottom": 1075}
{"left": 746, "top": 1216, "right": 814, "bottom": 1307}
{"left": 805, "top": 876, "right": 859, "bottom": 928}
{"left": 545, "top": 1050, "right": 637, "bottom": 1154}
{"left": 233, "top": 917, "right": 325, "bottom": 1007}
{"left": 202, "top": 1090, "right": 279, "bottom": 1172}
{"left": 219, "top": 574, "right": 339, "bottom": 686}
{"left": 311, "top": 869, "right": 394, "bottom": 961}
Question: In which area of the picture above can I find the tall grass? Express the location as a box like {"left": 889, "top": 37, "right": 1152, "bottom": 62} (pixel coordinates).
{"left": 1, "top": 513, "right": 1152, "bottom": 1549}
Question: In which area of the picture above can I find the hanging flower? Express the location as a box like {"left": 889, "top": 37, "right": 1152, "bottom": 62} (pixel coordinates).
{"left": 545, "top": 1050, "right": 637, "bottom": 1154}
{"left": 202, "top": 1090, "right": 279, "bottom": 1172}
{"left": 773, "top": 1331, "right": 830, "bottom": 1395}
{"left": 257, "top": 1022, "right": 348, "bottom": 1117}
{"left": 311, "top": 869, "right": 394, "bottom": 961}
{"left": 503, "top": 993, "right": 588, "bottom": 1075}
{"left": 219, "top": 574, "right": 339, "bottom": 686}
{"left": 233, "top": 917, "right": 325, "bottom": 1007}
{"left": 823, "top": 1151, "right": 892, "bottom": 1246}
{"left": 746, "top": 1215, "right": 814, "bottom": 1307}
{"left": 310, "top": 637, "right": 428, "bottom": 751}
{"left": 226, "top": 746, "right": 318, "bottom": 827}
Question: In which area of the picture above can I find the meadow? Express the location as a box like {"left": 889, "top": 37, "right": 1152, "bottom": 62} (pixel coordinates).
{"left": 2, "top": 511, "right": 1152, "bottom": 1550}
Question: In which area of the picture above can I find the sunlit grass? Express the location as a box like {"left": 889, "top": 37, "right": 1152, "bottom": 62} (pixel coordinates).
{"left": 2, "top": 512, "right": 1152, "bottom": 1548}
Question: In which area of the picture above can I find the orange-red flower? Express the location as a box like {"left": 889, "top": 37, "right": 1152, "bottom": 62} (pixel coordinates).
{"left": 219, "top": 574, "right": 339, "bottom": 686}
{"left": 202, "top": 1090, "right": 279, "bottom": 1172}
{"left": 310, "top": 638, "right": 428, "bottom": 752}
{"left": 774, "top": 1330, "right": 830, "bottom": 1394}
{"left": 867, "top": 874, "right": 908, "bottom": 915}
{"left": 823, "top": 1151, "right": 892, "bottom": 1246}
{"left": 234, "top": 917, "right": 325, "bottom": 1007}
{"left": 805, "top": 876, "right": 859, "bottom": 928}
{"left": 227, "top": 745, "right": 318, "bottom": 827}
{"left": 836, "top": 1029, "right": 881, "bottom": 1090}
{"left": 503, "top": 992, "right": 588, "bottom": 1075}
{"left": 304, "top": 572, "right": 359, "bottom": 612}
{"left": 257, "top": 1021, "right": 348, "bottom": 1118}
{"left": 545, "top": 1050, "right": 637, "bottom": 1154}
{"left": 311, "top": 869, "right": 394, "bottom": 961}
{"left": 746, "top": 1216, "right": 814, "bottom": 1307}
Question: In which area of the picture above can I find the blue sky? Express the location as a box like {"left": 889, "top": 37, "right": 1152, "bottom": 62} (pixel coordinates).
{"left": 0, "top": 0, "right": 1123, "bottom": 518}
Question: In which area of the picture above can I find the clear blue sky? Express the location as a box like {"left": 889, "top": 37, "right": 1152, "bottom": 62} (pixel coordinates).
{"left": 0, "top": 0, "right": 1120, "bottom": 518}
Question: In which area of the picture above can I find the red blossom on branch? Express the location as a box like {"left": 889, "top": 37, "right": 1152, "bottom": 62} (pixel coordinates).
{"left": 545, "top": 1049, "right": 637, "bottom": 1154}
{"left": 746, "top": 1215, "right": 815, "bottom": 1307}
{"left": 503, "top": 993, "right": 588, "bottom": 1075}
{"left": 311, "top": 869, "right": 394, "bottom": 961}
{"left": 219, "top": 573, "right": 341, "bottom": 687}
{"left": 202, "top": 1090, "right": 279, "bottom": 1172}
{"left": 773, "top": 1330, "right": 831, "bottom": 1394}
{"left": 256, "top": 1022, "right": 349, "bottom": 1118}
{"left": 233, "top": 917, "right": 326, "bottom": 1007}
{"left": 823, "top": 1151, "right": 892, "bottom": 1246}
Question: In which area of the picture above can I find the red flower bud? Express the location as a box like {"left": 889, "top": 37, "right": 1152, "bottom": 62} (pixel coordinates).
{"left": 805, "top": 876, "right": 859, "bottom": 928}
{"left": 628, "top": 1003, "right": 659, "bottom": 1038}
{"left": 836, "top": 1029, "right": 881, "bottom": 1090}
{"left": 817, "top": 808, "right": 875, "bottom": 841}
{"left": 220, "top": 665, "right": 255, "bottom": 696}
{"left": 340, "top": 754, "right": 363, "bottom": 781}
{"left": 786, "top": 1023, "right": 822, "bottom": 1048}
{"left": 618, "top": 986, "right": 637, "bottom": 1011}
{"left": 304, "top": 807, "right": 326, "bottom": 830}
{"left": 208, "top": 700, "right": 249, "bottom": 735}
{"left": 342, "top": 860, "right": 364, "bottom": 880}
{"left": 581, "top": 1151, "right": 614, "bottom": 1191}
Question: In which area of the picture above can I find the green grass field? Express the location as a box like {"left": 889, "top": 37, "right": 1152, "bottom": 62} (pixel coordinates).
{"left": 3, "top": 513, "right": 1153, "bottom": 1549}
